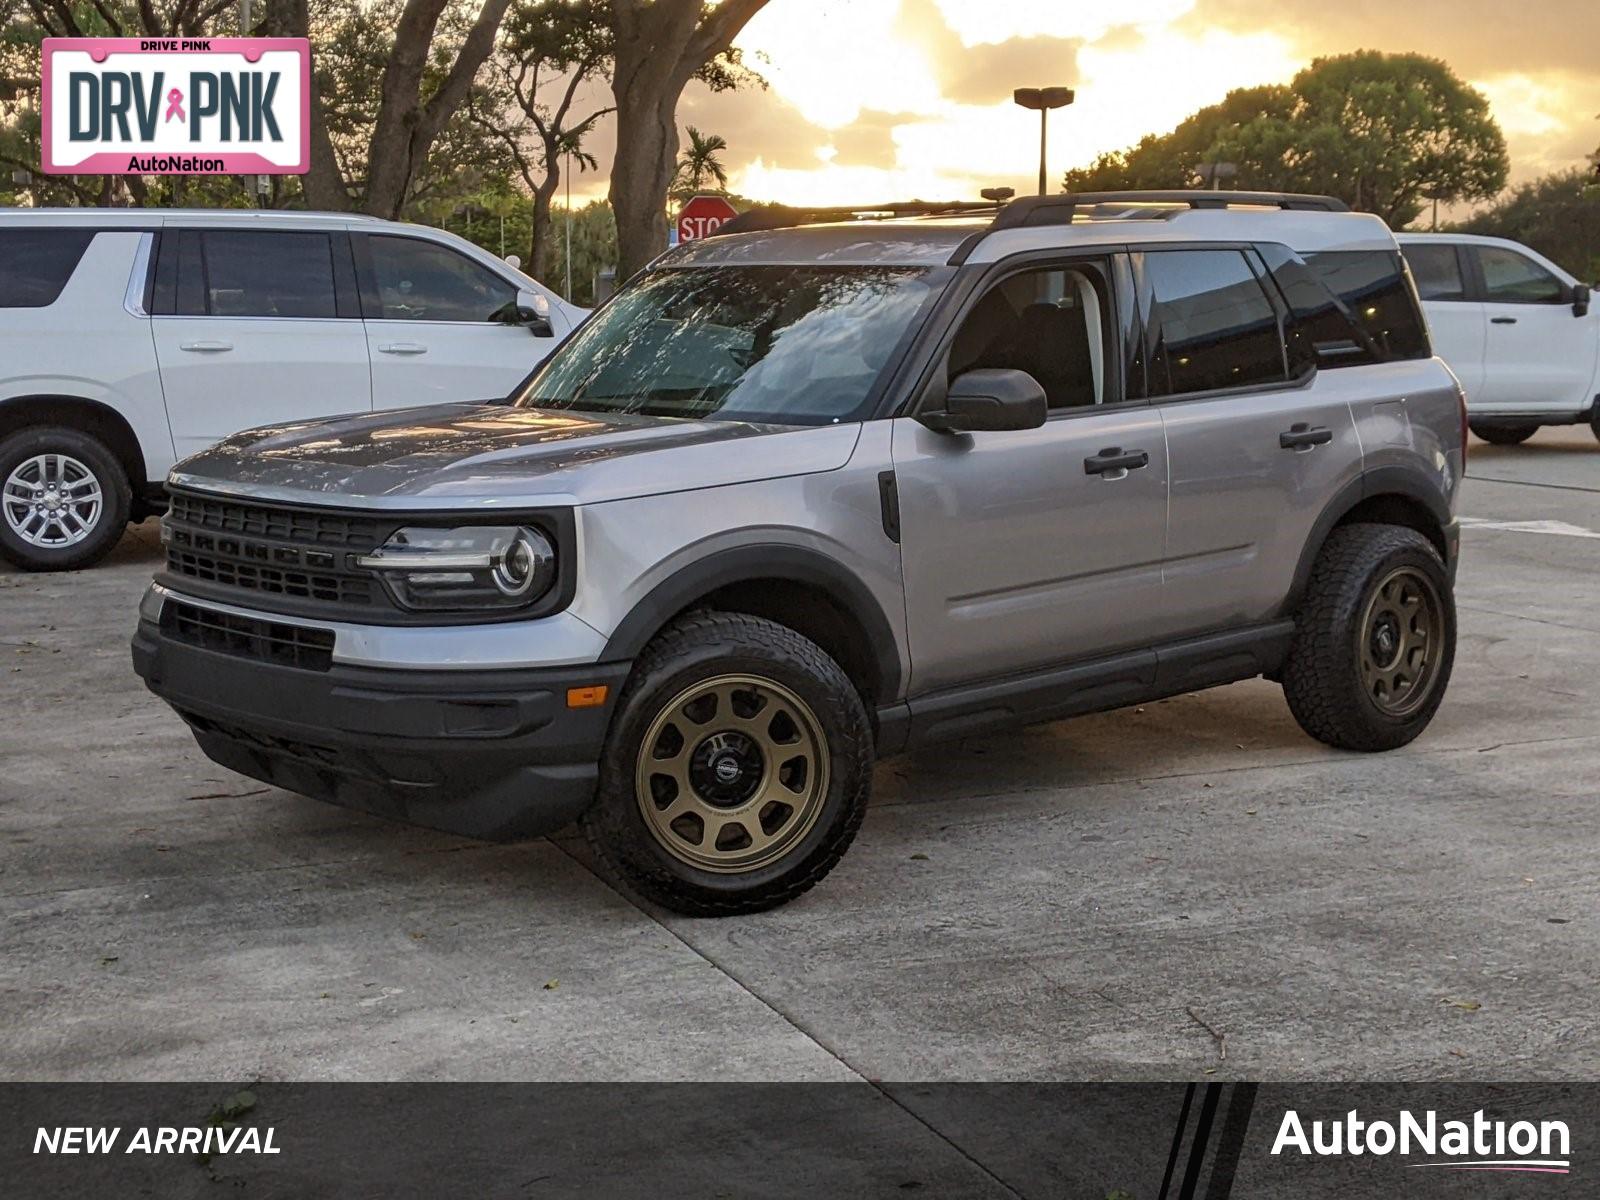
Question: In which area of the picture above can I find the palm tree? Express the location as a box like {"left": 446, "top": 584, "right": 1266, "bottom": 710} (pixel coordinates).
{"left": 672, "top": 127, "right": 730, "bottom": 199}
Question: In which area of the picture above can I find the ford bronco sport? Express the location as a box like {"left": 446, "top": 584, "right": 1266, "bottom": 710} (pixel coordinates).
{"left": 133, "top": 192, "right": 1464, "bottom": 916}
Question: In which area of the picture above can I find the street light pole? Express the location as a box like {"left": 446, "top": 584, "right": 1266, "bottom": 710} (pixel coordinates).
{"left": 1013, "top": 87, "right": 1074, "bottom": 196}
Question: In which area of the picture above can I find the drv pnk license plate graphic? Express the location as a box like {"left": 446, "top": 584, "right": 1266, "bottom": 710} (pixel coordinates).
{"left": 40, "top": 37, "right": 309, "bottom": 175}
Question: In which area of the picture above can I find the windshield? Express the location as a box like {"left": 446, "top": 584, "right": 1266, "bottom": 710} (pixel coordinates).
{"left": 512, "top": 265, "right": 944, "bottom": 424}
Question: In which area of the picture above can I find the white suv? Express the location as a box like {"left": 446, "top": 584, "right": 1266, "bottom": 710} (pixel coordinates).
{"left": 0, "top": 209, "right": 585, "bottom": 570}
{"left": 1397, "top": 232, "right": 1598, "bottom": 444}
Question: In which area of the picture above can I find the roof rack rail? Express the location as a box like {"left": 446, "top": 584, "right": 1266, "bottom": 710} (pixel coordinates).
{"left": 989, "top": 190, "right": 1349, "bottom": 230}
{"left": 707, "top": 200, "right": 999, "bottom": 238}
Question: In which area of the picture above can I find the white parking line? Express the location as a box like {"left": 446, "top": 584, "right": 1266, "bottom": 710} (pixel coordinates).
{"left": 1460, "top": 517, "right": 1600, "bottom": 539}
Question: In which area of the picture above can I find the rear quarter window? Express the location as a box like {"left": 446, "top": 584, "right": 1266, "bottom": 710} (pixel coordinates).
{"left": 1301, "top": 250, "right": 1431, "bottom": 365}
{"left": 1260, "top": 246, "right": 1431, "bottom": 369}
{"left": 0, "top": 228, "right": 96, "bottom": 308}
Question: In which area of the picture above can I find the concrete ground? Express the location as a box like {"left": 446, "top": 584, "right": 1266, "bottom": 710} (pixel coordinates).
{"left": 2, "top": 427, "right": 1598, "bottom": 1083}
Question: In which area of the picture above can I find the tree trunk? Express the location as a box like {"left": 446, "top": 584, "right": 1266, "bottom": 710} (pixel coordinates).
{"left": 362, "top": 0, "right": 511, "bottom": 219}
{"left": 606, "top": 0, "right": 769, "bottom": 278}
{"left": 530, "top": 172, "right": 560, "bottom": 286}
{"left": 608, "top": 88, "right": 679, "bottom": 279}
{"left": 272, "top": 0, "right": 350, "bottom": 210}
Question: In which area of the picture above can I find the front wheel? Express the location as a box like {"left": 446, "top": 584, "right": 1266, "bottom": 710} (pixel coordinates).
{"left": 0, "top": 427, "right": 131, "bottom": 571}
{"left": 1469, "top": 422, "right": 1537, "bottom": 446}
{"left": 1282, "top": 524, "right": 1455, "bottom": 752}
{"left": 580, "top": 612, "right": 873, "bottom": 916}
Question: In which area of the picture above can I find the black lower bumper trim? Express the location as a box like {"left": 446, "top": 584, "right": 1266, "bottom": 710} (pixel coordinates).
{"left": 133, "top": 618, "right": 630, "bottom": 841}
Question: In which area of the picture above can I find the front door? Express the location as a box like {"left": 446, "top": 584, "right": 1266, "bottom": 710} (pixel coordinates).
{"left": 892, "top": 258, "right": 1170, "bottom": 695}
{"left": 151, "top": 228, "right": 372, "bottom": 460}
{"left": 1472, "top": 243, "right": 1598, "bottom": 413}
{"left": 355, "top": 233, "right": 567, "bottom": 410}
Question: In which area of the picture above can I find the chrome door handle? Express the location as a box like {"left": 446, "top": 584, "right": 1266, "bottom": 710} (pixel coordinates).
{"left": 179, "top": 340, "right": 233, "bottom": 352}
{"left": 378, "top": 342, "right": 427, "bottom": 355}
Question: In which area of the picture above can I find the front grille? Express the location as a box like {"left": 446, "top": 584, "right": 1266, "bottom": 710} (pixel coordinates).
{"left": 163, "top": 599, "right": 335, "bottom": 671}
{"left": 166, "top": 492, "right": 381, "bottom": 547}
{"left": 162, "top": 489, "right": 384, "bottom": 613}
{"left": 166, "top": 543, "right": 375, "bottom": 605}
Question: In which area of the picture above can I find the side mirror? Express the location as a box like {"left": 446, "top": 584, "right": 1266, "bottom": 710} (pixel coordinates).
{"left": 920, "top": 368, "right": 1047, "bottom": 434}
{"left": 1573, "top": 283, "right": 1591, "bottom": 318}
{"left": 498, "top": 289, "right": 554, "bottom": 336}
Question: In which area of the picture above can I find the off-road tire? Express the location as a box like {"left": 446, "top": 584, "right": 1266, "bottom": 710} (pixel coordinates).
{"left": 1469, "top": 422, "right": 1537, "bottom": 446}
{"left": 580, "top": 611, "right": 872, "bottom": 916}
{"left": 1282, "top": 523, "right": 1455, "bottom": 752}
{"left": 0, "top": 426, "right": 131, "bottom": 571}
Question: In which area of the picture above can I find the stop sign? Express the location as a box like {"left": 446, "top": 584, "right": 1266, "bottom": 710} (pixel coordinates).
{"left": 677, "top": 194, "right": 739, "bottom": 242}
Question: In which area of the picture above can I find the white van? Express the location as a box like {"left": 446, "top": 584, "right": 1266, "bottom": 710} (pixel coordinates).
{"left": 0, "top": 209, "right": 585, "bottom": 570}
{"left": 1397, "top": 232, "right": 1598, "bottom": 444}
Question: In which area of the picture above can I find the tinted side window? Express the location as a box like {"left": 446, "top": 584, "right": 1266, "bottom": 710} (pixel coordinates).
{"left": 0, "top": 229, "right": 95, "bottom": 308}
{"left": 1302, "top": 251, "right": 1430, "bottom": 364}
{"left": 1401, "top": 244, "right": 1468, "bottom": 301}
{"left": 366, "top": 236, "right": 515, "bottom": 322}
{"left": 197, "top": 231, "right": 338, "bottom": 318}
{"left": 1144, "top": 250, "right": 1286, "bottom": 396}
{"left": 1477, "top": 246, "right": 1568, "bottom": 303}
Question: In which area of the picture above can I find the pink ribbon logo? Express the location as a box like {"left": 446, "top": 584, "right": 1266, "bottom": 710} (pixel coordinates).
{"left": 164, "top": 88, "right": 185, "bottom": 123}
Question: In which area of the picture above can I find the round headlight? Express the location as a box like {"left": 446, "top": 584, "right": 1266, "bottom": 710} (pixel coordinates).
{"left": 491, "top": 527, "right": 553, "bottom": 597}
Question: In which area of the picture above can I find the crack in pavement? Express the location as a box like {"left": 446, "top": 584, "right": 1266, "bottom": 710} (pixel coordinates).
{"left": 1465, "top": 474, "right": 1600, "bottom": 496}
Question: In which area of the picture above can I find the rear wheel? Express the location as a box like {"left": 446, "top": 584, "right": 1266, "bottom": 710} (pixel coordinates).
{"left": 1282, "top": 524, "right": 1455, "bottom": 752}
{"left": 0, "top": 427, "right": 131, "bottom": 571}
{"left": 580, "top": 611, "right": 872, "bottom": 916}
{"left": 1468, "top": 422, "right": 1537, "bottom": 445}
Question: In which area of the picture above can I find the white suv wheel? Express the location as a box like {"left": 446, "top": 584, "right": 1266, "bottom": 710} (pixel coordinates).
{"left": 2, "top": 453, "right": 104, "bottom": 548}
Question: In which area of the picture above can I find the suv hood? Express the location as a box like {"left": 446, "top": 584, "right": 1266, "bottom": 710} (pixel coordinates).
{"left": 170, "top": 403, "right": 863, "bottom": 508}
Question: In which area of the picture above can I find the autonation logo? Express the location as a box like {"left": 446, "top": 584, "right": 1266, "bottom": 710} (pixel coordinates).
{"left": 1273, "top": 1108, "right": 1571, "bottom": 1175}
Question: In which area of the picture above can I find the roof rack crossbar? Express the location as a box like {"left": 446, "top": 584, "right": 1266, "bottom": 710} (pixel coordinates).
{"left": 988, "top": 190, "right": 1349, "bottom": 231}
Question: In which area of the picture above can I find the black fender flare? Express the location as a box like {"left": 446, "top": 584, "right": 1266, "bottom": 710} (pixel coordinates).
{"left": 1282, "top": 466, "right": 1454, "bottom": 613}
{"left": 601, "top": 543, "right": 904, "bottom": 702}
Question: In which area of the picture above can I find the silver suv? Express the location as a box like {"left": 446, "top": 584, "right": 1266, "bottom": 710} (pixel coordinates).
{"left": 133, "top": 192, "right": 1465, "bottom": 916}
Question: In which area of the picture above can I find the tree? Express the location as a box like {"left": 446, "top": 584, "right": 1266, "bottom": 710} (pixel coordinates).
{"left": 1065, "top": 52, "right": 1508, "bottom": 227}
{"left": 606, "top": 0, "right": 768, "bottom": 278}
{"left": 1456, "top": 168, "right": 1600, "bottom": 283}
{"left": 344, "top": 0, "right": 513, "bottom": 217}
{"left": 471, "top": 0, "right": 614, "bottom": 284}
{"left": 670, "top": 125, "right": 727, "bottom": 198}
{"left": 1063, "top": 85, "right": 1294, "bottom": 194}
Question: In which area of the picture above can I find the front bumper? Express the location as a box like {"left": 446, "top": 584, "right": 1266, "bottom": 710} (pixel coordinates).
{"left": 132, "top": 587, "right": 630, "bottom": 841}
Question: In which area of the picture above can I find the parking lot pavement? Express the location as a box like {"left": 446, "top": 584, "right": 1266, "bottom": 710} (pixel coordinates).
{"left": 2, "top": 427, "right": 1598, "bottom": 1083}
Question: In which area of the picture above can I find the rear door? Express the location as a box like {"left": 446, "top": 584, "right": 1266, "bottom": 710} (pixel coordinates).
{"left": 1142, "top": 246, "right": 1361, "bottom": 634}
{"left": 1400, "top": 240, "right": 1485, "bottom": 398}
{"left": 1470, "top": 243, "right": 1597, "bottom": 414}
{"left": 150, "top": 227, "right": 372, "bottom": 460}
{"left": 892, "top": 254, "right": 1171, "bottom": 695}
{"left": 353, "top": 232, "right": 567, "bottom": 409}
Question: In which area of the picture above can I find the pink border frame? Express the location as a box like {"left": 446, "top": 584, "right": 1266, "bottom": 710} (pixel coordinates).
{"left": 41, "top": 37, "right": 310, "bottom": 175}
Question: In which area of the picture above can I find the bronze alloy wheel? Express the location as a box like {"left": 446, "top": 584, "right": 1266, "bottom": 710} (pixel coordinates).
{"left": 1358, "top": 565, "right": 1445, "bottom": 718}
{"left": 635, "top": 673, "right": 831, "bottom": 874}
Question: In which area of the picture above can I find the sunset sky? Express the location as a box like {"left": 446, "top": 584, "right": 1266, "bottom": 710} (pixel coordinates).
{"left": 564, "top": 0, "right": 1600, "bottom": 221}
